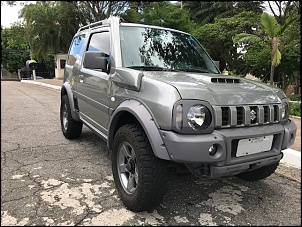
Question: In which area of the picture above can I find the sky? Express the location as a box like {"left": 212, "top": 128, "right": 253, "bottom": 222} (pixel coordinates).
{"left": 1, "top": 3, "right": 23, "bottom": 28}
{"left": 1, "top": 1, "right": 36, "bottom": 28}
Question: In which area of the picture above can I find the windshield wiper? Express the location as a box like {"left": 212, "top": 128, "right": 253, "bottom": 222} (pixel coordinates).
{"left": 126, "top": 66, "right": 172, "bottom": 71}
{"left": 175, "top": 68, "right": 210, "bottom": 73}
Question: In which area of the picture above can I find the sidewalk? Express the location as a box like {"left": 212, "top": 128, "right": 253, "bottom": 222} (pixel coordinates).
{"left": 21, "top": 78, "right": 63, "bottom": 90}
{"left": 20, "top": 79, "right": 301, "bottom": 181}
{"left": 289, "top": 117, "right": 301, "bottom": 152}
{"left": 40, "top": 78, "right": 64, "bottom": 86}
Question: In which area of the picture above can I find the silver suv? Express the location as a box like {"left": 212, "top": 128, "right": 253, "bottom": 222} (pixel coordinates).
{"left": 60, "top": 16, "right": 297, "bottom": 212}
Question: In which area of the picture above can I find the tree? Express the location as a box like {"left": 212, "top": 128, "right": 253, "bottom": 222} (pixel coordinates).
{"left": 20, "top": 1, "right": 86, "bottom": 61}
{"left": 273, "top": 2, "right": 300, "bottom": 91}
{"left": 53, "top": 2, "right": 87, "bottom": 53}
{"left": 192, "top": 11, "right": 261, "bottom": 74}
{"left": 238, "top": 40, "right": 271, "bottom": 82}
{"left": 183, "top": 1, "right": 264, "bottom": 25}
{"left": 233, "top": 12, "right": 299, "bottom": 85}
{"left": 119, "top": 1, "right": 152, "bottom": 23}
{"left": 266, "top": 1, "right": 300, "bottom": 25}
{"left": 1, "top": 23, "right": 30, "bottom": 74}
{"left": 140, "top": 1, "right": 197, "bottom": 33}
{"left": 69, "top": 1, "right": 130, "bottom": 23}
{"left": 22, "top": 2, "right": 60, "bottom": 61}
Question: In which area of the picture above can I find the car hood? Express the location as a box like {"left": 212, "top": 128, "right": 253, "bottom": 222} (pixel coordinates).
{"left": 142, "top": 71, "right": 285, "bottom": 105}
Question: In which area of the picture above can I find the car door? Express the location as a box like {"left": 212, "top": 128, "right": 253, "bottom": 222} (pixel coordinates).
{"left": 76, "top": 28, "right": 111, "bottom": 136}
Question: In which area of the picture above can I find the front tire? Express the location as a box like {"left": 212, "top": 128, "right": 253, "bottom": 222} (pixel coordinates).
{"left": 60, "top": 95, "right": 83, "bottom": 139}
{"left": 236, "top": 162, "right": 279, "bottom": 181}
{"left": 112, "top": 123, "right": 168, "bottom": 212}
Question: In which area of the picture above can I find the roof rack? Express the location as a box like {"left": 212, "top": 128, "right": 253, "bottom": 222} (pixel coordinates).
{"left": 77, "top": 18, "right": 110, "bottom": 33}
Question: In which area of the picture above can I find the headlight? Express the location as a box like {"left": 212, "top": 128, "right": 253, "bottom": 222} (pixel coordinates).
{"left": 172, "top": 100, "right": 214, "bottom": 134}
{"left": 281, "top": 101, "right": 289, "bottom": 120}
{"left": 187, "top": 104, "right": 209, "bottom": 130}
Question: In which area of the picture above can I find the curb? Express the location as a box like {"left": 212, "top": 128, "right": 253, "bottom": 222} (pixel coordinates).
{"left": 21, "top": 80, "right": 61, "bottom": 90}
{"left": 289, "top": 115, "right": 301, "bottom": 119}
{"left": 280, "top": 148, "right": 301, "bottom": 169}
{"left": 21, "top": 79, "right": 301, "bottom": 170}
{"left": 1, "top": 78, "right": 21, "bottom": 81}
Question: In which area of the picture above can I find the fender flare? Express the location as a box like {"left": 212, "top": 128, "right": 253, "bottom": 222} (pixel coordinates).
{"left": 108, "top": 99, "right": 171, "bottom": 160}
{"left": 61, "top": 82, "right": 80, "bottom": 121}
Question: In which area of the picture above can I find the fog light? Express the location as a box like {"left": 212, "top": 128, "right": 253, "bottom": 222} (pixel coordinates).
{"left": 209, "top": 144, "right": 217, "bottom": 156}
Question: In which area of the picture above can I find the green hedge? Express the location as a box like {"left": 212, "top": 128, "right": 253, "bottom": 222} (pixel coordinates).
{"left": 290, "top": 102, "right": 301, "bottom": 117}
{"left": 289, "top": 94, "right": 301, "bottom": 101}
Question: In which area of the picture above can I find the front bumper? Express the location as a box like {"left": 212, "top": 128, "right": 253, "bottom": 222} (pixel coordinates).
{"left": 160, "top": 119, "right": 296, "bottom": 178}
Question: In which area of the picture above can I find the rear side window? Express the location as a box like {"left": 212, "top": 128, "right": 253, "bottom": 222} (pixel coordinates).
{"left": 87, "top": 32, "right": 110, "bottom": 55}
{"left": 67, "top": 34, "right": 86, "bottom": 65}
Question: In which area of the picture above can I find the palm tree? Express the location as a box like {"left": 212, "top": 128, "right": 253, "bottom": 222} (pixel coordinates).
{"left": 234, "top": 12, "right": 298, "bottom": 85}
{"left": 21, "top": 2, "right": 86, "bottom": 61}
{"left": 21, "top": 2, "right": 60, "bottom": 61}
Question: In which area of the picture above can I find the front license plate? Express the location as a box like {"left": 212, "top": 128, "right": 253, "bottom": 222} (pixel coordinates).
{"left": 236, "top": 135, "right": 274, "bottom": 157}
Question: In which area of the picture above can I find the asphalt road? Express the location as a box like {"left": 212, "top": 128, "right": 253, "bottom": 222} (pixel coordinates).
{"left": 1, "top": 81, "right": 301, "bottom": 226}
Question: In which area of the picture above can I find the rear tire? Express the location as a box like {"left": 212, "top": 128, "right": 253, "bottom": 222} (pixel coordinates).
{"left": 236, "top": 162, "right": 279, "bottom": 181}
{"left": 60, "top": 95, "right": 83, "bottom": 139}
{"left": 112, "top": 123, "right": 168, "bottom": 212}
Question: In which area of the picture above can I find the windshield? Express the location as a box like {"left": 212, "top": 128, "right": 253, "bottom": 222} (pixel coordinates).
{"left": 119, "top": 26, "right": 219, "bottom": 74}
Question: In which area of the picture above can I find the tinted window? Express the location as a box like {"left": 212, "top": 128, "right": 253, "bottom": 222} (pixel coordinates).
{"left": 67, "top": 35, "right": 86, "bottom": 65}
{"left": 87, "top": 32, "right": 110, "bottom": 55}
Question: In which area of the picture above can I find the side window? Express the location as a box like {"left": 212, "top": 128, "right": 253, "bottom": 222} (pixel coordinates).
{"left": 67, "top": 34, "right": 86, "bottom": 65}
{"left": 87, "top": 32, "right": 110, "bottom": 56}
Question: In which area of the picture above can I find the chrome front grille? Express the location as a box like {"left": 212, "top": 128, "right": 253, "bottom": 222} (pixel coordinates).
{"left": 213, "top": 104, "right": 282, "bottom": 128}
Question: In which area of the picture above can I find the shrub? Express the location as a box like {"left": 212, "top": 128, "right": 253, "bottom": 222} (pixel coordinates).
{"left": 290, "top": 102, "right": 301, "bottom": 117}
{"left": 289, "top": 94, "right": 301, "bottom": 101}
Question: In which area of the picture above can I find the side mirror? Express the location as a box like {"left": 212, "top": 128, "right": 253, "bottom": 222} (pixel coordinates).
{"left": 83, "top": 51, "right": 108, "bottom": 72}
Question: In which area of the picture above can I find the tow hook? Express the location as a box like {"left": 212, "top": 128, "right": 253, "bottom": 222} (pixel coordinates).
{"left": 249, "top": 162, "right": 261, "bottom": 170}
{"left": 193, "top": 165, "right": 210, "bottom": 177}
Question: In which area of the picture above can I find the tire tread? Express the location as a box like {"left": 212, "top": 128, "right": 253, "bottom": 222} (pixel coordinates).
{"left": 112, "top": 123, "right": 168, "bottom": 212}
{"left": 60, "top": 95, "right": 83, "bottom": 139}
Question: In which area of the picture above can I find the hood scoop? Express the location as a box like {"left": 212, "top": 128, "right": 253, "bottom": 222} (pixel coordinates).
{"left": 211, "top": 77, "right": 241, "bottom": 84}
